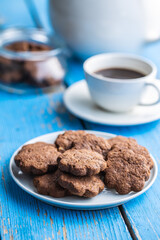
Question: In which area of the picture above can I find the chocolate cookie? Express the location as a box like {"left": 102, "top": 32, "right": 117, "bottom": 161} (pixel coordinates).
{"left": 105, "top": 147, "right": 150, "bottom": 194}
{"left": 109, "top": 136, "right": 153, "bottom": 169}
{"left": 58, "top": 172, "right": 104, "bottom": 197}
{"left": 5, "top": 41, "right": 51, "bottom": 52}
{"left": 136, "top": 145, "right": 154, "bottom": 169}
{"left": 55, "top": 130, "right": 86, "bottom": 152}
{"left": 108, "top": 136, "right": 137, "bottom": 147}
{"left": 73, "top": 134, "right": 111, "bottom": 158}
{"left": 15, "top": 142, "right": 60, "bottom": 175}
{"left": 33, "top": 170, "right": 68, "bottom": 198}
{"left": 58, "top": 149, "right": 106, "bottom": 176}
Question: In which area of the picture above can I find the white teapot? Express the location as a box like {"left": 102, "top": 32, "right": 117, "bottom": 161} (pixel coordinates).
{"left": 49, "top": 0, "right": 160, "bottom": 59}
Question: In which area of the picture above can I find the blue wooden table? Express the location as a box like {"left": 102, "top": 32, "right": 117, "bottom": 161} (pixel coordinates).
{"left": 0, "top": 1, "right": 160, "bottom": 239}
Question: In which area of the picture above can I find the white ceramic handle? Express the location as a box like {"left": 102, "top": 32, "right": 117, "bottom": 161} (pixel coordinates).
{"left": 139, "top": 82, "right": 160, "bottom": 106}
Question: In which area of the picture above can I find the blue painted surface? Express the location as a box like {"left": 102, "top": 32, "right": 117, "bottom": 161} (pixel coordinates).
{"left": 0, "top": 92, "right": 131, "bottom": 240}
{"left": 0, "top": 0, "right": 34, "bottom": 28}
{"left": 0, "top": 0, "right": 160, "bottom": 239}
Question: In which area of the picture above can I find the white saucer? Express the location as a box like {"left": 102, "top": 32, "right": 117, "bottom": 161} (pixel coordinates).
{"left": 9, "top": 131, "right": 158, "bottom": 210}
{"left": 64, "top": 80, "right": 160, "bottom": 126}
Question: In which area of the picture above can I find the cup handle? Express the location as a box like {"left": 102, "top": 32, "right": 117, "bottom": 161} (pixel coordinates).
{"left": 139, "top": 82, "right": 160, "bottom": 106}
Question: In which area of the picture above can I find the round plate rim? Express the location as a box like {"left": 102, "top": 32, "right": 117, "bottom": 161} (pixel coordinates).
{"left": 9, "top": 130, "right": 158, "bottom": 210}
{"left": 63, "top": 80, "right": 160, "bottom": 126}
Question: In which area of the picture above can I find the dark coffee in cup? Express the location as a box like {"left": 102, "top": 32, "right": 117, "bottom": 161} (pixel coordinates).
{"left": 94, "top": 68, "right": 145, "bottom": 79}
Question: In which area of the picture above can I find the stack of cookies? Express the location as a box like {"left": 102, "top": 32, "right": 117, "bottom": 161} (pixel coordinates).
{"left": 14, "top": 131, "right": 153, "bottom": 197}
{"left": 0, "top": 41, "right": 62, "bottom": 87}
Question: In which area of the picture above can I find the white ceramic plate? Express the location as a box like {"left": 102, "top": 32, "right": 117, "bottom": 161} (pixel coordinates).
{"left": 64, "top": 80, "right": 160, "bottom": 126}
{"left": 9, "top": 131, "right": 158, "bottom": 210}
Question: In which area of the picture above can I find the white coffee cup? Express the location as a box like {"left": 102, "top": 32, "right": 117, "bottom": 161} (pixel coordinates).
{"left": 84, "top": 53, "right": 160, "bottom": 112}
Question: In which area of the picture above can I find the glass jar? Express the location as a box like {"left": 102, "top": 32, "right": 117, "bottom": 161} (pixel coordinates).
{"left": 0, "top": 28, "right": 68, "bottom": 94}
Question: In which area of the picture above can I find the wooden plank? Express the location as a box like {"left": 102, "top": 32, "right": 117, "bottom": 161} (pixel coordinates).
{"left": 65, "top": 60, "right": 84, "bottom": 87}
{"left": 0, "top": 92, "right": 131, "bottom": 240}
